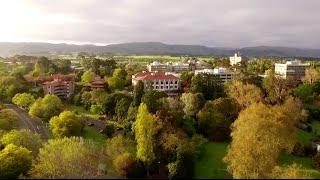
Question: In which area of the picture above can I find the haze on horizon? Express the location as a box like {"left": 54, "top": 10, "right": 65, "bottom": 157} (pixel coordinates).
{"left": 0, "top": 0, "right": 319, "bottom": 48}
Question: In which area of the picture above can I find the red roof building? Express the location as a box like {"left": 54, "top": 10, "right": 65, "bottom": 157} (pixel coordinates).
{"left": 83, "top": 76, "right": 106, "bottom": 90}
{"left": 132, "top": 71, "right": 181, "bottom": 92}
{"left": 41, "top": 74, "right": 75, "bottom": 99}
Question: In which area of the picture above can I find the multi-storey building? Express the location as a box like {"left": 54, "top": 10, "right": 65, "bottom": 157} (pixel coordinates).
{"left": 132, "top": 71, "right": 181, "bottom": 92}
{"left": 147, "top": 61, "right": 171, "bottom": 72}
{"left": 83, "top": 76, "right": 106, "bottom": 90}
{"left": 147, "top": 60, "right": 210, "bottom": 73}
{"left": 275, "top": 60, "right": 310, "bottom": 81}
{"left": 42, "top": 74, "right": 75, "bottom": 99}
{"left": 229, "top": 53, "right": 242, "bottom": 66}
{"left": 195, "top": 67, "right": 234, "bottom": 83}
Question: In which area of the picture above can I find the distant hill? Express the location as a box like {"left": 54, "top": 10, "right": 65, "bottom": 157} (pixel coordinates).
{"left": 0, "top": 42, "right": 320, "bottom": 58}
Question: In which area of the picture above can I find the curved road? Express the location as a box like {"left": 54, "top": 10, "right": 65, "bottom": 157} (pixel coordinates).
{"left": 4, "top": 104, "right": 50, "bottom": 140}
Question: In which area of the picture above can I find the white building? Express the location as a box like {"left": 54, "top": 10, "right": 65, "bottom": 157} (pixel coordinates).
{"left": 229, "top": 53, "right": 242, "bottom": 66}
{"left": 275, "top": 60, "right": 310, "bottom": 81}
{"left": 195, "top": 67, "right": 234, "bottom": 83}
{"left": 132, "top": 71, "right": 181, "bottom": 92}
{"left": 147, "top": 61, "right": 170, "bottom": 72}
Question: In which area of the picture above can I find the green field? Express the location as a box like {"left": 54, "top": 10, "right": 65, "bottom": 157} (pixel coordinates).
{"left": 66, "top": 105, "right": 100, "bottom": 120}
{"left": 194, "top": 142, "right": 231, "bottom": 179}
{"left": 82, "top": 126, "right": 105, "bottom": 143}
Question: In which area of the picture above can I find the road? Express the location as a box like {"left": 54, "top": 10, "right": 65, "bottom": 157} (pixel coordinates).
{"left": 4, "top": 104, "right": 50, "bottom": 140}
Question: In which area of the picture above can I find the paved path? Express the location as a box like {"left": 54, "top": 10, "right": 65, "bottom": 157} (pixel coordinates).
{"left": 4, "top": 104, "right": 50, "bottom": 140}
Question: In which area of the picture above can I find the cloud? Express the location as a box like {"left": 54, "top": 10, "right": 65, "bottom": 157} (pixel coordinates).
{"left": 0, "top": 0, "right": 319, "bottom": 48}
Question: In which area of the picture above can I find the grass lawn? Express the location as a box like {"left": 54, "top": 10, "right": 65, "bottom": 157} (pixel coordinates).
{"left": 298, "top": 121, "right": 320, "bottom": 144}
{"left": 280, "top": 154, "right": 320, "bottom": 178}
{"left": 82, "top": 126, "right": 105, "bottom": 143}
{"left": 66, "top": 105, "right": 100, "bottom": 120}
{"left": 194, "top": 142, "right": 231, "bottom": 179}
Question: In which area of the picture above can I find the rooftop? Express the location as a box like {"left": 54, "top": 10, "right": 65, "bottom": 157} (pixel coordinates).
{"left": 133, "top": 71, "right": 180, "bottom": 81}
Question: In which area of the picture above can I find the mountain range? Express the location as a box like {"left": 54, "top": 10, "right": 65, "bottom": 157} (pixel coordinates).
{"left": 0, "top": 42, "right": 320, "bottom": 58}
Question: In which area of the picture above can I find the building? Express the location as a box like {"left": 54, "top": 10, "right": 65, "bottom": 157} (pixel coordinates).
{"left": 147, "top": 60, "right": 210, "bottom": 73}
{"left": 42, "top": 74, "right": 75, "bottom": 99}
{"left": 171, "top": 62, "right": 190, "bottom": 72}
{"left": 147, "top": 61, "right": 170, "bottom": 72}
{"left": 132, "top": 71, "right": 181, "bottom": 92}
{"left": 275, "top": 60, "right": 310, "bottom": 81}
{"left": 195, "top": 67, "right": 235, "bottom": 83}
{"left": 229, "top": 53, "right": 242, "bottom": 66}
{"left": 83, "top": 76, "right": 106, "bottom": 90}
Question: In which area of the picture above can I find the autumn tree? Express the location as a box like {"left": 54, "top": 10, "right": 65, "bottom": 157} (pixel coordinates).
{"left": 224, "top": 98, "right": 305, "bottom": 178}
{"left": 226, "top": 80, "right": 263, "bottom": 109}
{"left": 0, "top": 144, "right": 32, "bottom": 179}
{"left": 303, "top": 67, "right": 319, "bottom": 84}
{"left": 29, "top": 94, "right": 63, "bottom": 122}
{"left": 180, "top": 93, "right": 205, "bottom": 116}
{"left": 263, "top": 70, "right": 294, "bottom": 104}
{"left": 31, "top": 137, "right": 107, "bottom": 178}
{"left": 134, "top": 103, "right": 162, "bottom": 170}
{"left": 0, "top": 129, "right": 42, "bottom": 156}
{"left": 49, "top": 111, "right": 84, "bottom": 138}
{"left": 113, "top": 153, "right": 136, "bottom": 178}
{"left": 271, "top": 164, "right": 310, "bottom": 179}
{"left": 12, "top": 93, "right": 35, "bottom": 109}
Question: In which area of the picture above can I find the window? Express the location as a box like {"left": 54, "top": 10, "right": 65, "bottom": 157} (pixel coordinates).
{"left": 166, "top": 86, "right": 168, "bottom": 89}
{"left": 166, "top": 81, "right": 168, "bottom": 84}
{"left": 175, "top": 81, "right": 178, "bottom": 84}
{"left": 161, "top": 81, "right": 163, "bottom": 84}
{"left": 175, "top": 86, "right": 177, "bottom": 88}
{"left": 156, "top": 81, "right": 159, "bottom": 84}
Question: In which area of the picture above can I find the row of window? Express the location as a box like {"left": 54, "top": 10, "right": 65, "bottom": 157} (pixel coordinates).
{"left": 155, "top": 85, "right": 178, "bottom": 89}
{"left": 154, "top": 81, "right": 178, "bottom": 85}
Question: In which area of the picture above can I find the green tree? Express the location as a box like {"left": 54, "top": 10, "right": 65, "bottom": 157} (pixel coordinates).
{"left": 133, "top": 80, "right": 144, "bottom": 107}
{"left": 180, "top": 93, "right": 205, "bottom": 116}
{"left": 134, "top": 103, "right": 162, "bottom": 168}
{"left": 190, "top": 73, "right": 223, "bottom": 100}
{"left": 141, "top": 89, "right": 167, "bottom": 113}
{"left": 115, "top": 98, "right": 131, "bottom": 120}
{"left": 0, "top": 129, "right": 42, "bottom": 156}
{"left": 294, "top": 84, "right": 315, "bottom": 103}
{"left": 0, "top": 144, "right": 32, "bottom": 179}
{"left": 12, "top": 93, "right": 35, "bottom": 109}
{"left": 31, "top": 137, "right": 107, "bottom": 178}
{"left": 49, "top": 111, "right": 84, "bottom": 138}
{"left": 197, "top": 101, "right": 230, "bottom": 141}
{"left": 0, "top": 108, "right": 21, "bottom": 130}
{"left": 29, "top": 94, "right": 63, "bottom": 122}
{"left": 81, "top": 70, "right": 96, "bottom": 83}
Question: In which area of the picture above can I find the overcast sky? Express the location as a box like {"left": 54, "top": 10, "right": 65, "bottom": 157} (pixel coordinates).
{"left": 0, "top": 0, "right": 319, "bottom": 48}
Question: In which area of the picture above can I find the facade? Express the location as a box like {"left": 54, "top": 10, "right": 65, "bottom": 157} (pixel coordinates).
{"left": 132, "top": 71, "right": 181, "bottom": 92}
{"left": 147, "top": 60, "right": 210, "bottom": 73}
{"left": 83, "top": 76, "right": 106, "bottom": 90}
{"left": 42, "top": 74, "right": 75, "bottom": 99}
{"left": 229, "top": 53, "right": 242, "bottom": 66}
{"left": 275, "top": 60, "right": 310, "bottom": 81}
{"left": 195, "top": 67, "right": 234, "bottom": 83}
{"left": 147, "top": 61, "right": 171, "bottom": 72}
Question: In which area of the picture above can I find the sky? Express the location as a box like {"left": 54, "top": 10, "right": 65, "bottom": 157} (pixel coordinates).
{"left": 0, "top": 0, "right": 319, "bottom": 48}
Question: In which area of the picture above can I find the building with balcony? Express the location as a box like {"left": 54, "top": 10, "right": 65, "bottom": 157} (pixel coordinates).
{"left": 83, "top": 76, "right": 106, "bottom": 90}
{"left": 42, "top": 74, "right": 75, "bottom": 99}
{"left": 275, "top": 60, "right": 310, "bottom": 81}
{"left": 132, "top": 71, "right": 181, "bottom": 93}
